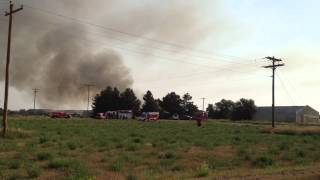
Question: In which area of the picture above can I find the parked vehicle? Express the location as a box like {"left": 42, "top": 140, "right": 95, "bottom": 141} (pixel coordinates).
{"left": 118, "top": 110, "right": 133, "bottom": 119}
{"left": 105, "top": 110, "right": 133, "bottom": 119}
{"left": 138, "top": 112, "right": 160, "bottom": 121}
{"left": 172, "top": 113, "right": 179, "bottom": 120}
{"left": 180, "top": 115, "right": 193, "bottom": 120}
{"left": 50, "top": 112, "right": 72, "bottom": 118}
{"left": 95, "top": 113, "right": 106, "bottom": 119}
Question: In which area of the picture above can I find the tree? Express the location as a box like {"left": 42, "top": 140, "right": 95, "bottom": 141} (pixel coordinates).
{"left": 112, "top": 87, "right": 121, "bottom": 110}
{"left": 207, "top": 104, "right": 219, "bottom": 119}
{"left": 142, "top": 90, "right": 160, "bottom": 112}
{"left": 119, "top": 88, "right": 141, "bottom": 116}
{"left": 182, "top": 93, "right": 198, "bottom": 116}
{"left": 230, "top": 98, "right": 256, "bottom": 120}
{"left": 214, "top": 99, "right": 235, "bottom": 119}
{"left": 92, "top": 87, "right": 140, "bottom": 115}
{"left": 160, "top": 92, "right": 184, "bottom": 116}
{"left": 92, "top": 86, "right": 114, "bottom": 114}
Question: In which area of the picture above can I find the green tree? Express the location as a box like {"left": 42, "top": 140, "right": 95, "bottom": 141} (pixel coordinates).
{"left": 160, "top": 92, "right": 183, "bottom": 116}
{"left": 119, "top": 88, "right": 141, "bottom": 116}
{"left": 92, "top": 87, "right": 140, "bottom": 115}
{"left": 112, "top": 87, "right": 121, "bottom": 110}
{"left": 182, "top": 93, "right": 198, "bottom": 116}
{"left": 92, "top": 86, "right": 114, "bottom": 114}
{"left": 206, "top": 104, "right": 219, "bottom": 119}
{"left": 230, "top": 98, "right": 256, "bottom": 120}
{"left": 142, "top": 91, "right": 160, "bottom": 112}
{"left": 214, "top": 99, "right": 235, "bottom": 119}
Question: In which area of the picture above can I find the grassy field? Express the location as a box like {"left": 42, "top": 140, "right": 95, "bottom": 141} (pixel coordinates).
{"left": 1, "top": 117, "right": 320, "bottom": 179}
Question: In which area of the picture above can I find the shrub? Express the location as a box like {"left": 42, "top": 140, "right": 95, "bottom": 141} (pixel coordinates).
{"left": 171, "top": 165, "right": 183, "bottom": 171}
{"left": 252, "top": 155, "right": 274, "bottom": 168}
{"left": 100, "top": 154, "right": 108, "bottom": 162}
{"left": 278, "top": 142, "right": 290, "bottom": 151}
{"left": 39, "top": 136, "right": 49, "bottom": 144}
{"left": 110, "top": 159, "right": 124, "bottom": 171}
{"left": 4, "top": 128, "right": 32, "bottom": 139}
{"left": 158, "top": 152, "right": 176, "bottom": 159}
{"left": 67, "top": 142, "right": 77, "bottom": 150}
{"left": 195, "top": 163, "right": 209, "bottom": 177}
{"left": 133, "top": 138, "right": 142, "bottom": 143}
{"left": 37, "top": 152, "right": 52, "bottom": 161}
{"left": 13, "top": 153, "right": 25, "bottom": 160}
{"left": 262, "top": 126, "right": 320, "bottom": 136}
{"left": 48, "top": 158, "right": 92, "bottom": 179}
{"left": 281, "top": 152, "right": 295, "bottom": 161}
{"left": 65, "top": 161, "right": 93, "bottom": 180}
{"left": 125, "top": 143, "right": 140, "bottom": 151}
{"left": 126, "top": 172, "right": 137, "bottom": 180}
{"left": 27, "top": 164, "right": 42, "bottom": 178}
{"left": 296, "top": 150, "right": 306, "bottom": 158}
{"left": 160, "top": 159, "right": 175, "bottom": 169}
{"left": 48, "top": 158, "right": 71, "bottom": 169}
{"left": 8, "top": 160, "right": 20, "bottom": 169}
{"left": 268, "top": 147, "right": 280, "bottom": 156}
{"left": 124, "top": 155, "right": 142, "bottom": 166}
{"left": 116, "top": 143, "right": 124, "bottom": 149}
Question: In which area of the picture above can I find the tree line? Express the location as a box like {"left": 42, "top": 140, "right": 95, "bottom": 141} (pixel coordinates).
{"left": 207, "top": 99, "right": 256, "bottom": 120}
{"left": 92, "top": 86, "right": 256, "bottom": 120}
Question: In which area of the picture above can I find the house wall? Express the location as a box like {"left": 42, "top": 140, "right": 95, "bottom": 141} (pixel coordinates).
{"left": 296, "top": 106, "right": 320, "bottom": 124}
{"left": 253, "top": 107, "right": 301, "bottom": 122}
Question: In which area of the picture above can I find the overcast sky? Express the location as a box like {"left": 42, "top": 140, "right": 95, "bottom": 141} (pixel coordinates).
{"left": 0, "top": 0, "right": 319, "bottom": 111}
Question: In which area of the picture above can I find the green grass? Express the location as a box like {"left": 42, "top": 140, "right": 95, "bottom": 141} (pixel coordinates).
{"left": 195, "top": 163, "right": 209, "bottom": 177}
{"left": 27, "top": 164, "right": 42, "bottom": 178}
{"left": 0, "top": 116, "right": 320, "bottom": 179}
{"left": 109, "top": 158, "right": 124, "bottom": 171}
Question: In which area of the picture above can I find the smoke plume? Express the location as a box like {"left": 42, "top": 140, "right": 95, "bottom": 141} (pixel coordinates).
{"left": 0, "top": 0, "right": 227, "bottom": 109}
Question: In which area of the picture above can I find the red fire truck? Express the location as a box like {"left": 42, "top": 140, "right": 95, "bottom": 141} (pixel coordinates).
{"left": 50, "top": 112, "right": 72, "bottom": 118}
{"left": 138, "top": 112, "right": 160, "bottom": 121}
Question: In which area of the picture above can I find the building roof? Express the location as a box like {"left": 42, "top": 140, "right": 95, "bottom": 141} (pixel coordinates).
{"left": 256, "top": 106, "right": 305, "bottom": 111}
{"left": 256, "top": 106, "right": 318, "bottom": 113}
{"left": 254, "top": 105, "right": 319, "bottom": 122}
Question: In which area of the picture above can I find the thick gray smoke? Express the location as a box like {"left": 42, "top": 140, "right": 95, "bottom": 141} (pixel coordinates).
{"left": 0, "top": 0, "right": 224, "bottom": 109}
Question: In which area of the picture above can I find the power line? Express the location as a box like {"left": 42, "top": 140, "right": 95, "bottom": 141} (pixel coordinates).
{"left": 13, "top": 12, "right": 260, "bottom": 76}
{"left": 5, "top": 5, "right": 266, "bottom": 80}
{"left": 278, "top": 70, "right": 301, "bottom": 104}
{"left": 275, "top": 72, "right": 296, "bottom": 106}
{"left": 22, "top": 4, "right": 257, "bottom": 65}
{"left": 263, "top": 56, "right": 285, "bottom": 128}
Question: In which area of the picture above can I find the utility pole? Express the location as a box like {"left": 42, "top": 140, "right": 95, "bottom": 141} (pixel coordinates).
{"left": 200, "top": 98, "right": 206, "bottom": 111}
{"left": 2, "top": 1, "right": 23, "bottom": 136}
{"left": 83, "top": 84, "right": 95, "bottom": 113}
{"left": 33, "top": 88, "right": 39, "bottom": 110}
{"left": 263, "top": 56, "right": 285, "bottom": 128}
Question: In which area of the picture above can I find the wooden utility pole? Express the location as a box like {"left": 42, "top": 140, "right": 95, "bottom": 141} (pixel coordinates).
{"left": 33, "top": 88, "right": 39, "bottom": 110}
{"left": 263, "top": 56, "right": 285, "bottom": 128}
{"left": 83, "top": 84, "right": 95, "bottom": 113}
{"left": 2, "top": 1, "right": 23, "bottom": 136}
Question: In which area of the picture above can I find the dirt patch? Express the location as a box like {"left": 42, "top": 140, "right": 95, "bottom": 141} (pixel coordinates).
{"left": 211, "top": 163, "right": 320, "bottom": 180}
{"left": 38, "top": 169, "right": 62, "bottom": 180}
{"left": 212, "top": 145, "right": 235, "bottom": 158}
{"left": 261, "top": 125, "right": 320, "bottom": 136}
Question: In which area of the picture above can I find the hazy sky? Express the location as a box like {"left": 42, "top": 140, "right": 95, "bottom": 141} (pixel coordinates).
{"left": 0, "top": 0, "right": 319, "bottom": 111}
